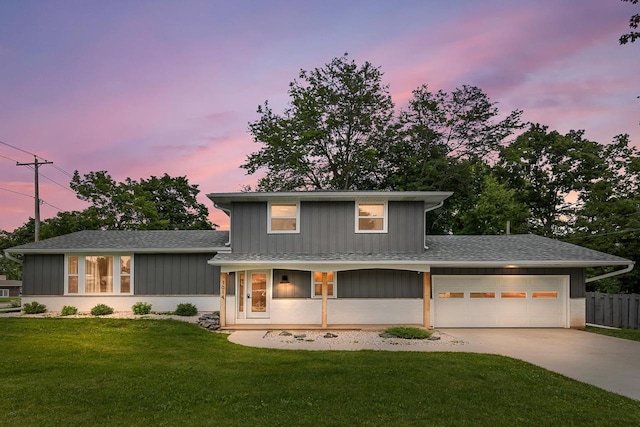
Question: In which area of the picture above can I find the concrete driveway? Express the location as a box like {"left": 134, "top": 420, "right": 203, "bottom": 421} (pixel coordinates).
{"left": 443, "top": 328, "right": 640, "bottom": 401}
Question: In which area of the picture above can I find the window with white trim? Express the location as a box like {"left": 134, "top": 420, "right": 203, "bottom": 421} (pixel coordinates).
{"left": 65, "top": 255, "right": 133, "bottom": 295}
{"left": 268, "top": 202, "right": 300, "bottom": 233}
{"left": 356, "top": 201, "right": 387, "bottom": 233}
{"left": 312, "top": 271, "right": 336, "bottom": 298}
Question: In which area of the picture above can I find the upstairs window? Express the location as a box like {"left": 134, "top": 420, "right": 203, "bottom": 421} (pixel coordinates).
{"left": 356, "top": 201, "right": 387, "bottom": 233}
{"left": 268, "top": 202, "right": 300, "bottom": 233}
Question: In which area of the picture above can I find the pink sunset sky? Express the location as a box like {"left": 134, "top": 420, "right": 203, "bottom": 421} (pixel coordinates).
{"left": 1, "top": 0, "right": 638, "bottom": 232}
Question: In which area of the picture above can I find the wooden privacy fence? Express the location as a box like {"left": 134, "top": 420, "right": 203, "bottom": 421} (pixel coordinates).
{"left": 586, "top": 292, "right": 640, "bottom": 329}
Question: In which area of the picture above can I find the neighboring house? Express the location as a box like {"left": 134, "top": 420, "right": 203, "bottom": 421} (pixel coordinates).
{"left": 5, "top": 191, "right": 634, "bottom": 328}
{"left": 0, "top": 275, "right": 22, "bottom": 297}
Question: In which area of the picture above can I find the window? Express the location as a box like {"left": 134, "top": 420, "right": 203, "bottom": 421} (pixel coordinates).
{"left": 470, "top": 292, "right": 495, "bottom": 298}
{"left": 501, "top": 292, "right": 526, "bottom": 299}
{"left": 0, "top": 289, "right": 8, "bottom": 297}
{"left": 65, "top": 255, "right": 133, "bottom": 295}
{"left": 356, "top": 201, "right": 387, "bottom": 233}
{"left": 438, "top": 292, "right": 464, "bottom": 298}
{"left": 312, "top": 271, "right": 336, "bottom": 298}
{"left": 532, "top": 291, "right": 558, "bottom": 299}
{"left": 268, "top": 202, "right": 299, "bottom": 233}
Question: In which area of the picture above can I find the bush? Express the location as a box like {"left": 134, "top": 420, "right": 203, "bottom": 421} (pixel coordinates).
{"left": 132, "top": 302, "right": 152, "bottom": 315}
{"left": 175, "top": 303, "right": 198, "bottom": 316}
{"left": 383, "top": 326, "right": 432, "bottom": 340}
{"left": 60, "top": 305, "right": 78, "bottom": 316}
{"left": 23, "top": 301, "right": 47, "bottom": 314}
{"left": 91, "top": 304, "right": 114, "bottom": 316}
{"left": 10, "top": 299, "right": 21, "bottom": 308}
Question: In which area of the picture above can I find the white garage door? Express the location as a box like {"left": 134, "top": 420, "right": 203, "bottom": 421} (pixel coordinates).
{"left": 433, "top": 275, "right": 568, "bottom": 328}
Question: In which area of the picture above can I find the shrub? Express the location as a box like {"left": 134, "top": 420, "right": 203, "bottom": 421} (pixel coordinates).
{"left": 23, "top": 301, "right": 47, "bottom": 314}
{"left": 91, "top": 304, "right": 114, "bottom": 316}
{"left": 132, "top": 302, "right": 152, "bottom": 315}
{"left": 383, "top": 326, "right": 432, "bottom": 340}
{"left": 10, "top": 299, "right": 21, "bottom": 308}
{"left": 175, "top": 303, "right": 198, "bottom": 316}
{"left": 60, "top": 305, "right": 78, "bottom": 316}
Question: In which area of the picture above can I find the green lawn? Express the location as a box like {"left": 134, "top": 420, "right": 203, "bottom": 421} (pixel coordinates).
{"left": 1, "top": 319, "right": 639, "bottom": 426}
{"left": 585, "top": 325, "right": 640, "bottom": 342}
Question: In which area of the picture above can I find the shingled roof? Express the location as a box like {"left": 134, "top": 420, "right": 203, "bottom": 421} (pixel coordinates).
{"left": 6, "top": 230, "right": 230, "bottom": 254}
{"left": 209, "top": 234, "right": 631, "bottom": 268}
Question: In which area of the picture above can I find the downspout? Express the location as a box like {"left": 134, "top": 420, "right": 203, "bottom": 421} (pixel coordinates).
{"left": 214, "top": 203, "right": 232, "bottom": 247}
{"left": 3, "top": 249, "right": 22, "bottom": 265}
{"left": 424, "top": 201, "right": 445, "bottom": 250}
{"left": 585, "top": 263, "right": 635, "bottom": 283}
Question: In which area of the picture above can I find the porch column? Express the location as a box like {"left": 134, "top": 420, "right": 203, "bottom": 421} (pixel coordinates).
{"left": 219, "top": 273, "right": 227, "bottom": 328}
{"left": 423, "top": 272, "right": 431, "bottom": 328}
{"left": 321, "top": 272, "right": 328, "bottom": 328}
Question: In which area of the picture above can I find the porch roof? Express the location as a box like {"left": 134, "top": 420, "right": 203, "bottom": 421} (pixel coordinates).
{"left": 209, "top": 234, "right": 632, "bottom": 272}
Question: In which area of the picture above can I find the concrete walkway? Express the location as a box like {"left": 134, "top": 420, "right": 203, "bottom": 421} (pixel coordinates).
{"left": 228, "top": 328, "right": 640, "bottom": 401}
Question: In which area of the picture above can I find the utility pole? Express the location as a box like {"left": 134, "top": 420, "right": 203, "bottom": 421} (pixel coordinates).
{"left": 17, "top": 156, "right": 53, "bottom": 241}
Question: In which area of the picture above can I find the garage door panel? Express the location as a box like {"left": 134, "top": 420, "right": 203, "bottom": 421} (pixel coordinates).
{"left": 433, "top": 275, "right": 568, "bottom": 328}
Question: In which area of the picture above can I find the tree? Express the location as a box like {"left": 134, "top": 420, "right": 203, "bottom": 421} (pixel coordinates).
{"left": 242, "top": 54, "right": 396, "bottom": 191}
{"left": 570, "top": 134, "right": 640, "bottom": 293}
{"left": 620, "top": 0, "right": 639, "bottom": 45}
{"left": 497, "top": 124, "right": 606, "bottom": 237}
{"left": 387, "top": 84, "right": 523, "bottom": 233}
{"left": 459, "top": 175, "right": 530, "bottom": 235}
{"left": 70, "top": 171, "right": 214, "bottom": 230}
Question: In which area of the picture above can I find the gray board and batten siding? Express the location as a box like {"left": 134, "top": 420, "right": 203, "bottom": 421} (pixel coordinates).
{"left": 22, "top": 254, "right": 64, "bottom": 295}
{"left": 231, "top": 201, "right": 424, "bottom": 254}
{"left": 21, "top": 253, "right": 220, "bottom": 296}
{"left": 431, "top": 267, "right": 586, "bottom": 298}
{"left": 135, "top": 254, "right": 220, "bottom": 295}
{"left": 272, "top": 268, "right": 423, "bottom": 299}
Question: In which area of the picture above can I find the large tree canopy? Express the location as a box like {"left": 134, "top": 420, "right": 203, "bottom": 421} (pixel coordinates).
{"left": 70, "top": 171, "right": 213, "bottom": 230}
{"left": 242, "top": 54, "right": 396, "bottom": 191}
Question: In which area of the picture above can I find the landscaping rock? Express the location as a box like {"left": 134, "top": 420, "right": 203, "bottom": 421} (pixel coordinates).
{"left": 197, "top": 312, "right": 221, "bottom": 331}
{"left": 294, "top": 334, "right": 307, "bottom": 339}
{"left": 427, "top": 335, "right": 441, "bottom": 341}
{"left": 323, "top": 333, "right": 338, "bottom": 338}
{"left": 279, "top": 331, "right": 292, "bottom": 336}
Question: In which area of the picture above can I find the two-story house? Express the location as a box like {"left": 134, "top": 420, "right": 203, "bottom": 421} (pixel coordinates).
{"left": 5, "top": 191, "right": 634, "bottom": 328}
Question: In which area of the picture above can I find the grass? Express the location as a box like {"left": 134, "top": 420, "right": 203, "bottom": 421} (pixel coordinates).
{"left": 0, "top": 297, "right": 20, "bottom": 303}
{"left": 585, "top": 325, "right": 640, "bottom": 342}
{"left": 1, "top": 319, "right": 639, "bottom": 427}
{"left": 384, "top": 326, "right": 433, "bottom": 339}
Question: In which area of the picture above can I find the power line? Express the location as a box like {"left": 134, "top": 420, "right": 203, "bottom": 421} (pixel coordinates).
{"left": 0, "top": 153, "right": 20, "bottom": 163}
{"left": 52, "top": 164, "right": 74, "bottom": 178}
{"left": 0, "top": 186, "right": 34, "bottom": 199}
{"left": 0, "top": 139, "right": 40, "bottom": 159}
{"left": 41, "top": 200, "right": 64, "bottom": 211}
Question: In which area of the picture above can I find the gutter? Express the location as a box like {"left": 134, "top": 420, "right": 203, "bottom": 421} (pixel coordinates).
{"left": 3, "top": 249, "right": 22, "bottom": 265}
{"left": 585, "top": 263, "right": 635, "bottom": 283}
{"left": 214, "top": 202, "right": 232, "bottom": 247}
{"left": 424, "top": 201, "right": 445, "bottom": 250}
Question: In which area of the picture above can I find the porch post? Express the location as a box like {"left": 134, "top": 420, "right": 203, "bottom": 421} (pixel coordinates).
{"left": 219, "top": 273, "right": 227, "bottom": 328}
{"left": 321, "top": 272, "right": 328, "bottom": 328}
{"left": 423, "top": 272, "right": 431, "bottom": 328}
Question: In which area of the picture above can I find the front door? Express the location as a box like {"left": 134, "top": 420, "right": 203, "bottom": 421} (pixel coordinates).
{"left": 246, "top": 271, "right": 270, "bottom": 319}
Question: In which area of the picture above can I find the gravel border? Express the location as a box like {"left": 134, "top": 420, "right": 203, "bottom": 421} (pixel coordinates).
{"left": 263, "top": 329, "right": 467, "bottom": 347}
